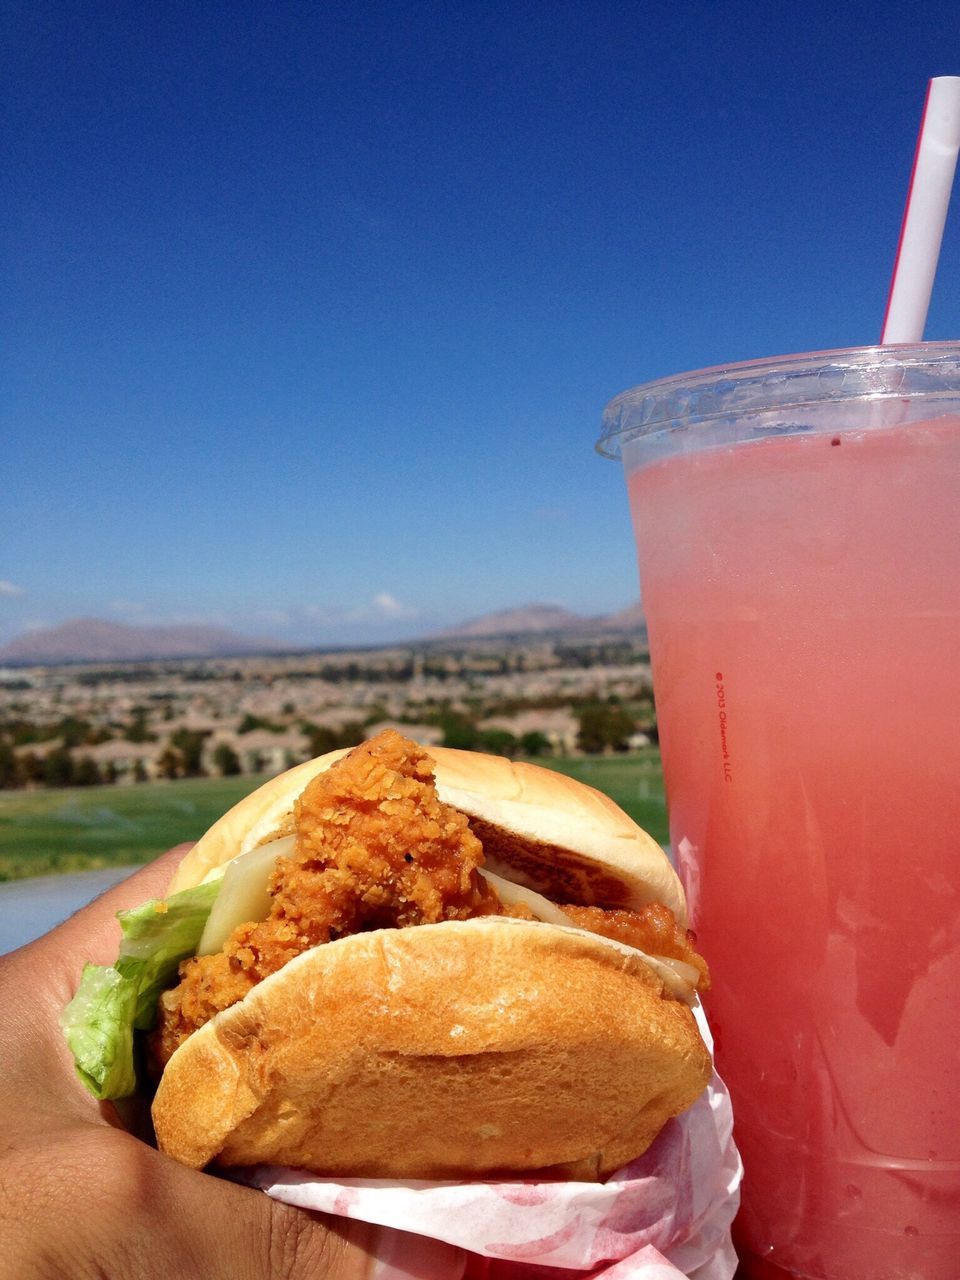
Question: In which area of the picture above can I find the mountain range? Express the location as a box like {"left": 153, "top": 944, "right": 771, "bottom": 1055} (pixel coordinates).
{"left": 0, "top": 604, "right": 647, "bottom": 665}
{"left": 0, "top": 618, "right": 278, "bottom": 665}
{"left": 435, "top": 601, "right": 646, "bottom": 638}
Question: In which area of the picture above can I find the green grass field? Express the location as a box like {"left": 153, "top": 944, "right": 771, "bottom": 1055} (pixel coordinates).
{"left": 0, "top": 750, "right": 667, "bottom": 881}
{"left": 0, "top": 775, "right": 266, "bottom": 881}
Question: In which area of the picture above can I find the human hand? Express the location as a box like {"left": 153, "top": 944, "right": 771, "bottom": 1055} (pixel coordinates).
{"left": 0, "top": 847, "right": 466, "bottom": 1279}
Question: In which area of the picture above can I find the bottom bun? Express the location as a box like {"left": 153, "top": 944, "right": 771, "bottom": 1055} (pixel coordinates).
{"left": 152, "top": 917, "right": 711, "bottom": 1179}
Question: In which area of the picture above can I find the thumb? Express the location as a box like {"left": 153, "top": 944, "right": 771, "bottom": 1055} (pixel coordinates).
{"left": 94, "top": 1135, "right": 466, "bottom": 1280}
{"left": 260, "top": 1208, "right": 468, "bottom": 1280}
{"left": 52, "top": 843, "right": 196, "bottom": 968}
{"left": 0, "top": 845, "right": 199, "bottom": 1105}
{"left": 17, "top": 844, "right": 196, "bottom": 1021}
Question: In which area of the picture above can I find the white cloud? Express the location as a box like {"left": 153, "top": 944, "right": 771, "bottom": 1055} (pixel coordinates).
{"left": 344, "top": 594, "right": 419, "bottom": 625}
{"left": 371, "top": 592, "right": 418, "bottom": 620}
{"left": 0, "top": 581, "right": 24, "bottom": 598}
{"left": 299, "top": 595, "right": 419, "bottom": 629}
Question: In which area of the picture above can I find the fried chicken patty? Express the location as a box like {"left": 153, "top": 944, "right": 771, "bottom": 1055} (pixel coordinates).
{"left": 559, "top": 904, "right": 709, "bottom": 988}
{"left": 150, "top": 731, "right": 705, "bottom": 1073}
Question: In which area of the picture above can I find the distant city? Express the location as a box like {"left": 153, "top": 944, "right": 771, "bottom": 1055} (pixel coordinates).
{"left": 0, "top": 608, "right": 655, "bottom": 791}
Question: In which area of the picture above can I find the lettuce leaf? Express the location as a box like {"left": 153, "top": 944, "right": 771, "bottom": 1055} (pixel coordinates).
{"left": 60, "top": 878, "right": 220, "bottom": 1100}
{"left": 59, "top": 962, "right": 140, "bottom": 1099}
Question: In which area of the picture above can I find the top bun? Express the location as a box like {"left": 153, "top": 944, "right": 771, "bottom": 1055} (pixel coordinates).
{"left": 168, "top": 739, "right": 687, "bottom": 926}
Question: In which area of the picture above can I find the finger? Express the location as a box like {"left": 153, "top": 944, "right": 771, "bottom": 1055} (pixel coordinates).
{"left": 0, "top": 845, "right": 197, "bottom": 1115}
{"left": 168, "top": 1186, "right": 467, "bottom": 1280}
{"left": 133, "top": 1140, "right": 467, "bottom": 1280}
{"left": 333, "top": 1216, "right": 468, "bottom": 1279}
{"left": 47, "top": 1128, "right": 408, "bottom": 1280}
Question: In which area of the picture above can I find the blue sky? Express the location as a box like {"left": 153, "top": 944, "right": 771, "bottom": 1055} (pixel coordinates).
{"left": 4, "top": 0, "right": 959, "bottom": 648}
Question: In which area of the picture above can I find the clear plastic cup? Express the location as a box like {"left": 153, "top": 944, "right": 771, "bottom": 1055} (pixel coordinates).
{"left": 598, "top": 343, "right": 960, "bottom": 1280}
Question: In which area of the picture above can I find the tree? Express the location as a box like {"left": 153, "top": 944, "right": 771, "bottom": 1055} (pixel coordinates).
{"left": 73, "top": 756, "right": 103, "bottom": 787}
{"left": 440, "top": 712, "right": 478, "bottom": 751}
{"left": 170, "top": 729, "right": 208, "bottom": 777}
{"left": 238, "top": 714, "right": 280, "bottom": 735}
{"left": 0, "top": 740, "right": 17, "bottom": 789}
{"left": 303, "top": 721, "right": 365, "bottom": 756}
{"left": 604, "top": 703, "right": 637, "bottom": 751}
{"left": 337, "top": 721, "right": 366, "bottom": 749}
{"left": 8, "top": 719, "right": 41, "bottom": 747}
{"left": 212, "top": 743, "right": 242, "bottom": 777}
{"left": 16, "top": 751, "right": 43, "bottom": 787}
{"left": 576, "top": 701, "right": 636, "bottom": 754}
{"left": 477, "top": 729, "right": 517, "bottom": 757}
{"left": 303, "top": 724, "right": 341, "bottom": 757}
{"left": 57, "top": 717, "right": 92, "bottom": 749}
{"left": 124, "top": 707, "right": 155, "bottom": 743}
{"left": 42, "top": 747, "right": 74, "bottom": 787}
{"left": 520, "top": 730, "right": 551, "bottom": 758}
{"left": 156, "top": 748, "right": 181, "bottom": 780}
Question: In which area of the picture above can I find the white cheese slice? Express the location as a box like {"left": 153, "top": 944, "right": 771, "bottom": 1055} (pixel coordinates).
{"left": 477, "top": 866, "right": 574, "bottom": 926}
{"left": 551, "top": 922, "right": 700, "bottom": 1004}
{"left": 197, "top": 835, "right": 295, "bottom": 955}
{"left": 637, "top": 952, "right": 701, "bottom": 1005}
{"left": 478, "top": 869, "right": 699, "bottom": 1002}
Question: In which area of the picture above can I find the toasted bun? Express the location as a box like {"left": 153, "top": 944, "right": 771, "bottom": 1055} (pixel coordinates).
{"left": 152, "top": 917, "right": 711, "bottom": 1178}
{"left": 168, "top": 742, "right": 687, "bottom": 926}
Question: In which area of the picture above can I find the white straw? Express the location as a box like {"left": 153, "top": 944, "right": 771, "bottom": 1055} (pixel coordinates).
{"left": 881, "top": 76, "right": 960, "bottom": 344}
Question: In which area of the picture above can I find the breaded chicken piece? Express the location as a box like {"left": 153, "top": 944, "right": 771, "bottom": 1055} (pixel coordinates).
{"left": 151, "top": 731, "right": 499, "bottom": 1071}
{"left": 559, "top": 903, "right": 710, "bottom": 989}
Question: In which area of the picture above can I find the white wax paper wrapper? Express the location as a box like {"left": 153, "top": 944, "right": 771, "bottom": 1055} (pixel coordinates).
{"left": 237, "top": 1009, "right": 742, "bottom": 1279}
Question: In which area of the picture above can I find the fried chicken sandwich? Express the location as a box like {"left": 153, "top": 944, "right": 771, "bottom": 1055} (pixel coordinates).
{"left": 63, "top": 729, "right": 711, "bottom": 1181}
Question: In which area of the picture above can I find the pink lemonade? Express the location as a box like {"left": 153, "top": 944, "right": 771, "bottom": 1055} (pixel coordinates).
{"left": 627, "top": 415, "right": 960, "bottom": 1279}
